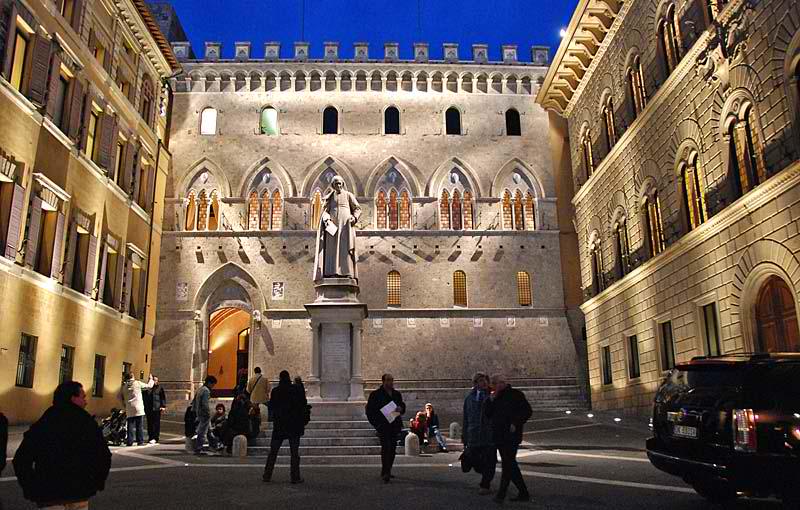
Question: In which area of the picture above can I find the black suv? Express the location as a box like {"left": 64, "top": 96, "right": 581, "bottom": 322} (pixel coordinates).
{"left": 647, "top": 354, "right": 800, "bottom": 506}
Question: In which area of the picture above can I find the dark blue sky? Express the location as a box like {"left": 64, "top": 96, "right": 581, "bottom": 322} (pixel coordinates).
{"left": 166, "top": 0, "right": 578, "bottom": 62}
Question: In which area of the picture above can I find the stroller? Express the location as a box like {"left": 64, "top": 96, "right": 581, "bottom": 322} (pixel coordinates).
{"left": 101, "top": 408, "right": 127, "bottom": 445}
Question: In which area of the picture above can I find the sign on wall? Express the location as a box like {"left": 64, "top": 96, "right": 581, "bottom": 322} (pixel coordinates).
{"left": 176, "top": 282, "right": 189, "bottom": 302}
{"left": 271, "top": 281, "right": 285, "bottom": 301}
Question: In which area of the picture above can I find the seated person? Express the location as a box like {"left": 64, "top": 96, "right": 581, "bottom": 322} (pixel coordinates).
{"left": 210, "top": 403, "right": 227, "bottom": 449}
{"left": 224, "top": 394, "right": 252, "bottom": 454}
{"left": 410, "top": 411, "right": 427, "bottom": 448}
{"left": 425, "top": 403, "right": 448, "bottom": 452}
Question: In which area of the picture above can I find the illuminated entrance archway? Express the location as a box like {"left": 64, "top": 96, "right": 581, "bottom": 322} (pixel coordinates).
{"left": 208, "top": 307, "right": 251, "bottom": 396}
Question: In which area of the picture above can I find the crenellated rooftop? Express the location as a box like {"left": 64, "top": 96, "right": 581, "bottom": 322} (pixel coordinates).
{"left": 169, "top": 40, "right": 551, "bottom": 67}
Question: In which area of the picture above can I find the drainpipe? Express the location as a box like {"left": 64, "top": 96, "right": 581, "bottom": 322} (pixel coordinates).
{"left": 141, "top": 139, "right": 162, "bottom": 340}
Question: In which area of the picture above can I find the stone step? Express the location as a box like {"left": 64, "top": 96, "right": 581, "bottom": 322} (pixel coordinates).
{"left": 254, "top": 436, "right": 380, "bottom": 447}
{"left": 304, "top": 420, "right": 372, "bottom": 430}
{"left": 247, "top": 445, "right": 398, "bottom": 456}
{"left": 303, "top": 428, "right": 377, "bottom": 438}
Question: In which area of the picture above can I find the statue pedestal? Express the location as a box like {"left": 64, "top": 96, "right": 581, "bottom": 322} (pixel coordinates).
{"left": 305, "top": 278, "right": 368, "bottom": 402}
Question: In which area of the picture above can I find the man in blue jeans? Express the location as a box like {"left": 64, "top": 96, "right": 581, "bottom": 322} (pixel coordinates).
{"left": 193, "top": 376, "right": 218, "bottom": 454}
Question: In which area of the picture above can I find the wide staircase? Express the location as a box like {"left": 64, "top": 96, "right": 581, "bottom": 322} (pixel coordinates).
{"left": 247, "top": 401, "right": 403, "bottom": 464}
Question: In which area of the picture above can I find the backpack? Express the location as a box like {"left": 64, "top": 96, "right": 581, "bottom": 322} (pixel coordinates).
{"left": 184, "top": 402, "right": 197, "bottom": 436}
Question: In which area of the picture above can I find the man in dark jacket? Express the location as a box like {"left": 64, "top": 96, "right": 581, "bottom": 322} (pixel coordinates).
{"left": 366, "top": 373, "right": 406, "bottom": 483}
{"left": 485, "top": 374, "right": 532, "bottom": 503}
{"left": 263, "top": 370, "right": 307, "bottom": 484}
{"left": 463, "top": 372, "right": 496, "bottom": 495}
{"left": 144, "top": 376, "right": 167, "bottom": 443}
{"left": 13, "top": 381, "right": 112, "bottom": 508}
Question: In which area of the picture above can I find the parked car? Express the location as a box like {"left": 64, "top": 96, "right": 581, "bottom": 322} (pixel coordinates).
{"left": 647, "top": 353, "right": 800, "bottom": 506}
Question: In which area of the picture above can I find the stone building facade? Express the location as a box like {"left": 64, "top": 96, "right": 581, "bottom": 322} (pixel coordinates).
{"left": 538, "top": 0, "right": 800, "bottom": 415}
{"left": 153, "top": 40, "right": 588, "bottom": 413}
{"left": 0, "top": 0, "right": 178, "bottom": 423}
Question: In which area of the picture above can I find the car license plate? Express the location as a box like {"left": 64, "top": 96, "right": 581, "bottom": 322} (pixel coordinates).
{"left": 672, "top": 425, "right": 698, "bottom": 439}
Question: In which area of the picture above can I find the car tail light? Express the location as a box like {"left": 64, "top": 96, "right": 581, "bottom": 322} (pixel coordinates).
{"left": 733, "top": 409, "right": 757, "bottom": 452}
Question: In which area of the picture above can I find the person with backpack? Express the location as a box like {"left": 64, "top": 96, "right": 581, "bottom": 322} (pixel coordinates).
{"left": 193, "top": 376, "right": 218, "bottom": 454}
{"left": 247, "top": 367, "right": 270, "bottom": 433}
{"left": 485, "top": 373, "right": 533, "bottom": 503}
{"left": 262, "top": 371, "right": 308, "bottom": 484}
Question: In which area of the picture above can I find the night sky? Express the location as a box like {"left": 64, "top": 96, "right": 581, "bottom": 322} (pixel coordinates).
{"left": 165, "top": 0, "right": 579, "bottom": 62}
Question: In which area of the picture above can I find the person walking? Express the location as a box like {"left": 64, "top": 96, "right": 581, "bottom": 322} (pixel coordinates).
{"left": 247, "top": 367, "right": 270, "bottom": 433}
{"left": 366, "top": 373, "right": 406, "bottom": 483}
{"left": 120, "top": 372, "right": 154, "bottom": 447}
{"left": 463, "top": 372, "right": 496, "bottom": 495}
{"left": 13, "top": 381, "right": 111, "bottom": 509}
{"left": 485, "top": 374, "right": 532, "bottom": 503}
{"left": 425, "top": 403, "right": 448, "bottom": 452}
{"left": 193, "top": 376, "right": 218, "bottom": 454}
{"left": 144, "top": 376, "right": 167, "bottom": 444}
{"left": 262, "top": 371, "right": 307, "bottom": 484}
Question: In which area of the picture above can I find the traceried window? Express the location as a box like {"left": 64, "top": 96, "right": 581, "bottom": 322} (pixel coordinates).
{"left": 445, "top": 107, "right": 462, "bottom": 135}
{"left": 643, "top": 193, "right": 665, "bottom": 258}
{"left": 680, "top": 152, "right": 706, "bottom": 232}
{"left": 658, "top": 5, "right": 682, "bottom": 75}
{"left": 501, "top": 189, "right": 536, "bottom": 231}
{"left": 505, "top": 109, "right": 521, "bottom": 136}
{"left": 260, "top": 107, "right": 279, "bottom": 135}
{"left": 375, "top": 187, "right": 411, "bottom": 230}
{"left": 517, "top": 271, "right": 532, "bottom": 306}
{"left": 602, "top": 96, "right": 616, "bottom": 152}
{"left": 439, "top": 169, "right": 474, "bottom": 230}
{"left": 322, "top": 106, "right": 339, "bottom": 134}
{"left": 627, "top": 57, "right": 647, "bottom": 118}
{"left": 387, "top": 270, "right": 401, "bottom": 306}
{"left": 728, "top": 106, "right": 767, "bottom": 199}
{"left": 200, "top": 108, "right": 217, "bottom": 135}
{"left": 246, "top": 170, "right": 282, "bottom": 231}
{"left": 581, "top": 131, "right": 595, "bottom": 180}
{"left": 453, "top": 270, "right": 467, "bottom": 307}
{"left": 384, "top": 106, "right": 400, "bottom": 135}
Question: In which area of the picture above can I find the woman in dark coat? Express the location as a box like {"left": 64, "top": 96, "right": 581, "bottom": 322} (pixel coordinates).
{"left": 262, "top": 371, "right": 307, "bottom": 483}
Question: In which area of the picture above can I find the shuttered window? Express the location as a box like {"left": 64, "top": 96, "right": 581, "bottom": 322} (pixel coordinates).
{"left": 16, "top": 333, "right": 37, "bottom": 388}
{"left": 453, "top": 270, "right": 467, "bottom": 307}
{"left": 517, "top": 271, "right": 532, "bottom": 306}
{"left": 10, "top": 32, "right": 29, "bottom": 92}
{"left": 387, "top": 270, "right": 401, "bottom": 307}
{"left": 85, "top": 110, "right": 99, "bottom": 161}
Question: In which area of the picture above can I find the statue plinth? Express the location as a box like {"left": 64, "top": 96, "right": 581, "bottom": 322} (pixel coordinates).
{"left": 305, "top": 278, "right": 368, "bottom": 401}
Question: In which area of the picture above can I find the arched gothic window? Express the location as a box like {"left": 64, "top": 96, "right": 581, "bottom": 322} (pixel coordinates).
{"left": 247, "top": 169, "right": 283, "bottom": 231}
{"left": 375, "top": 190, "right": 387, "bottom": 230}
{"left": 387, "top": 270, "right": 401, "bottom": 307}
{"left": 680, "top": 152, "right": 706, "bottom": 231}
{"left": 505, "top": 108, "right": 521, "bottom": 136}
{"left": 517, "top": 271, "right": 532, "bottom": 306}
{"left": 388, "top": 189, "right": 399, "bottom": 230}
{"left": 453, "top": 270, "right": 467, "bottom": 307}
{"left": 248, "top": 191, "right": 259, "bottom": 230}
{"left": 627, "top": 57, "right": 647, "bottom": 117}
{"left": 322, "top": 106, "right": 339, "bottom": 134}
{"left": 384, "top": 107, "right": 400, "bottom": 135}
{"left": 445, "top": 107, "right": 462, "bottom": 135}
{"left": 463, "top": 191, "right": 474, "bottom": 230}
{"left": 658, "top": 6, "right": 682, "bottom": 75}
{"left": 208, "top": 191, "right": 219, "bottom": 231}
{"left": 452, "top": 190, "right": 463, "bottom": 230}
{"left": 502, "top": 186, "right": 536, "bottom": 230}
{"left": 200, "top": 108, "right": 217, "bottom": 135}
{"left": 613, "top": 218, "right": 630, "bottom": 279}
{"left": 260, "top": 107, "right": 278, "bottom": 135}
{"left": 643, "top": 192, "right": 665, "bottom": 258}
{"left": 185, "top": 191, "right": 197, "bottom": 230}
{"left": 271, "top": 190, "right": 283, "bottom": 230}
{"left": 581, "top": 131, "right": 595, "bottom": 180}
{"left": 440, "top": 168, "right": 474, "bottom": 230}
{"left": 197, "top": 190, "right": 208, "bottom": 230}
{"left": 259, "top": 191, "right": 271, "bottom": 230}
{"left": 728, "top": 106, "right": 767, "bottom": 199}
{"left": 502, "top": 191, "right": 513, "bottom": 229}
{"left": 399, "top": 191, "right": 411, "bottom": 229}
{"left": 602, "top": 96, "right": 617, "bottom": 152}
{"left": 590, "top": 239, "right": 605, "bottom": 295}
{"left": 439, "top": 190, "right": 451, "bottom": 230}
{"left": 513, "top": 190, "right": 525, "bottom": 230}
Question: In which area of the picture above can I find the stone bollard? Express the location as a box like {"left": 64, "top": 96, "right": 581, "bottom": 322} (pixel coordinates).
{"left": 449, "top": 422, "right": 461, "bottom": 442}
{"left": 405, "top": 432, "right": 420, "bottom": 457}
{"left": 232, "top": 435, "right": 248, "bottom": 458}
{"left": 185, "top": 437, "right": 194, "bottom": 453}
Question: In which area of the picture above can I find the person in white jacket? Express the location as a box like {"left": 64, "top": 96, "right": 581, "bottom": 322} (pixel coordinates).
{"left": 120, "top": 372, "right": 154, "bottom": 446}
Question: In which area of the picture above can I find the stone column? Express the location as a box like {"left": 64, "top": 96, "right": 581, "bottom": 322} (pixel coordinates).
{"left": 335, "top": 76, "right": 342, "bottom": 92}
{"left": 306, "top": 321, "right": 322, "bottom": 399}
{"left": 349, "top": 322, "right": 365, "bottom": 401}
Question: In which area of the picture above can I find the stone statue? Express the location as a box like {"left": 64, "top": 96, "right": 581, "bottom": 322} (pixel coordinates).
{"left": 313, "top": 176, "right": 362, "bottom": 282}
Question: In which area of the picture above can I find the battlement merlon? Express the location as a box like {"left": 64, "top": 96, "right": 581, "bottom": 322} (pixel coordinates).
{"left": 174, "top": 41, "right": 550, "bottom": 66}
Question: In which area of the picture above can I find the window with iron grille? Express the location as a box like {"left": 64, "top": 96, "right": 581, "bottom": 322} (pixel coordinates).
{"left": 453, "top": 270, "right": 467, "bottom": 307}
{"left": 517, "top": 271, "right": 532, "bottom": 306}
{"left": 660, "top": 321, "right": 676, "bottom": 372}
{"left": 601, "top": 345, "right": 613, "bottom": 385}
{"left": 387, "top": 271, "right": 401, "bottom": 307}
{"left": 59, "top": 344, "right": 75, "bottom": 384}
{"left": 627, "top": 335, "right": 641, "bottom": 379}
{"left": 16, "top": 333, "right": 37, "bottom": 388}
{"left": 92, "top": 355, "right": 106, "bottom": 397}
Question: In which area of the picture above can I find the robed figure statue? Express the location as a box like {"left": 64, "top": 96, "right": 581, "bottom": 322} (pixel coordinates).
{"left": 313, "top": 176, "right": 362, "bottom": 282}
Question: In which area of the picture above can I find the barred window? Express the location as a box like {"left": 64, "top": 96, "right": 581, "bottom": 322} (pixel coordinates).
{"left": 59, "top": 344, "right": 75, "bottom": 384}
{"left": 92, "top": 354, "right": 106, "bottom": 397}
{"left": 16, "top": 333, "right": 37, "bottom": 388}
{"left": 517, "top": 271, "right": 532, "bottom": 306}
{"left": 387, "top": 270, "right": 401, "bottom": 307}
{"left": 453, "top": 270, "right": 467, "bottom": 307}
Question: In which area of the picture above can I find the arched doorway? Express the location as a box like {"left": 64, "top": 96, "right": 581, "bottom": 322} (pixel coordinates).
{"left": 756, "top": 276, "right": 800, "bottom": 353}
{"left": 208, "top": 307, "right": 251, "bottom": 396}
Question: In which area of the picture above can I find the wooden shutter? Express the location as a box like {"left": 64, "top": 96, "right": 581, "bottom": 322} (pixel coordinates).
{"left": 107, "top": 120, "right": 120, "bottom": 174}
{"left": 79, "top": 90, "right": 93, "bottom": 150}
{"left": 45, "top": 51, "right": 62, "bottom": 119}
{"left": 132, "top": 149, "right": 142, "bottom": 200}
{"left": 83, "top": 233, "right": 97, "bottom": 296}
{"left": 70, "top": 0, "right": 84, "bottom": 34}
{"left": 97, "top": 113, "right": 116, "bottom": 170}
{"left": 121, "top": 257, "right": 133, "bottom": 312}
{"left": 113, "top": 250, "right": 125, "bottom": 309}
{"left": 145, "top": 164, "right": 156, "bottom": 214}
{"left": 103, "top": 39, "right": 112, "bottom": 74}
{"left": 122, "top": 140, "right": 136, "bottom": 194}
{"left": 27, "top": 34, "right": 52, "bottom": 106}
{"left": 24, "top": 196, "right": 43, "bottom": 268}
{"left": 138, "top": 269, "right": 147, "bottom": 319}
{"left": 67, "top": 79, "right": 84, "bottom": 141}
{"left": 96, "top": 242, "right": 108, "bottom": 301}
{"left": 49, "top": 212, "right": 65, "bottom": 279}
{"left": 4, "top": 183, "right": 24, "bottom": 259}
{"left": 1, "top": 1, "right": 18, "bottom": 80}
{"left": 63, "top": 223, "right": 77, "bottom": 288}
